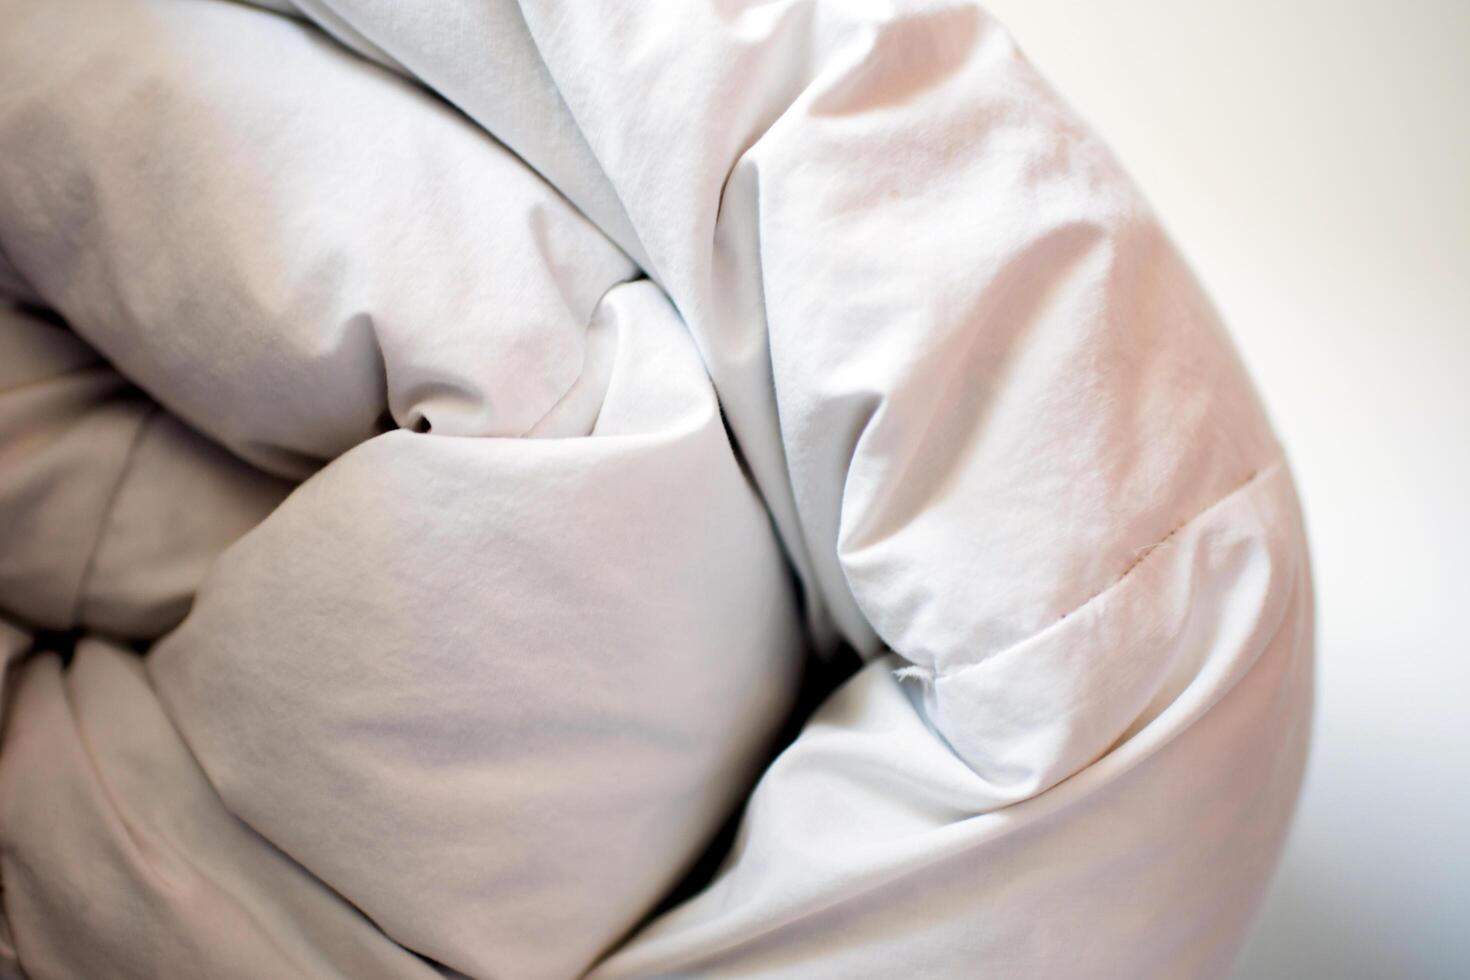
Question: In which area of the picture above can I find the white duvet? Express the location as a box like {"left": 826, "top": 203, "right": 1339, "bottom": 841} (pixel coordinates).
{"left": 0, "top": 1, "right": 1313, "bottom": 977}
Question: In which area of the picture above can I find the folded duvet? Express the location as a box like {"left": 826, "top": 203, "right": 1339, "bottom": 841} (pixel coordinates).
{"left": 0, "top": 1, "right": 1313, "bottom": 978}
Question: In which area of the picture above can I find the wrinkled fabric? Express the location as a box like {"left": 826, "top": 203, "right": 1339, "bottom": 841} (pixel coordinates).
{"left": 0, "top": 0, "right": 1312, "bottom": 978}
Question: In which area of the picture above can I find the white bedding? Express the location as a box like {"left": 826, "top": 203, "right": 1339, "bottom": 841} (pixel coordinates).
{"left": 0, "top": 1, "right": 1313, "bottom": 977}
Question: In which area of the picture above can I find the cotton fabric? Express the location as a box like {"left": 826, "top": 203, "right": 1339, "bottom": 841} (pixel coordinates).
{"left": 0, "top": 1, "right": 1313, "bottom": 977}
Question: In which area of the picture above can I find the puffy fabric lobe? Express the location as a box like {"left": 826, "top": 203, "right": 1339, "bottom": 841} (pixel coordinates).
{"left": 148, "top": 281, "right": 804, "bottom": 977}
{"left": 0, "top": 1, "right": 804, "bottom": 976}
{"left": 591, "top": 463, "right": 1313, "bottom": 978}
{"left": 0, "top": 306, "right": 148, "bottom": 631}
{"left": 0, "top": 305, "right": 290, "bottom": 638}
{"left": 0, "top": 0, "right": 638, "bottom": 479}
{"left": 0, "top": 633, "right": 444, "bottom": 980}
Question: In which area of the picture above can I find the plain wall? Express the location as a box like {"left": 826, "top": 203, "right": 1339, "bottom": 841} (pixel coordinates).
{"left": 975, "top": 1, "right": 1470, "bottom": 977}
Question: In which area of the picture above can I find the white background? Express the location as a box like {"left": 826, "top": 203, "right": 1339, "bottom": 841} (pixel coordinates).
{"left": 977, "top": 1, "right": 1469, "bottom": 976}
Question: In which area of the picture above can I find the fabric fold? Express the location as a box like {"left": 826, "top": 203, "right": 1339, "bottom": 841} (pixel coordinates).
{"left": 0, "top": 303, "right": 291, "bottom": 639}
{"left": 148, "top": 280, "right": 805, "bottom": 978}
{"left": 0, "top": 0, "right": 637, "bottom": 478}
{"left": 0, "top": 631, "right": 449, "bottom": 980}
{"left": 0, "top": 0, "right": 1313, "bottom": 977}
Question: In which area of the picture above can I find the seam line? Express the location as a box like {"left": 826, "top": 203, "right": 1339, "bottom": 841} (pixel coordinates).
{"left": 903, "top": 455, "right": 1287, "bottom": 684}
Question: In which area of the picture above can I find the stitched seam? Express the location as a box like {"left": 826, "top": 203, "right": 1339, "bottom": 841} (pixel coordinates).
{"left": 916, "top": 456, "right": 1287, "bottom": 684}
